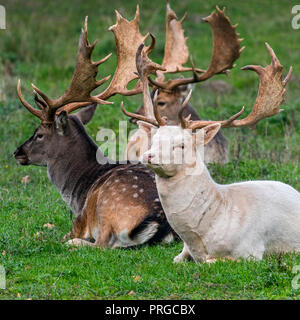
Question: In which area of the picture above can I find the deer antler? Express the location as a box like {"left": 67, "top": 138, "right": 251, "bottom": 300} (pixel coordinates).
{"left": 32, "top": 16, "right": 111, "bottom": 111}
{"left": 18, "top": 9, "right": 151, "bottom": 123}
{"left": 18, "top": 16, "right": 112, "bottom": 122}
{"left": 149, "top": 5, "right": 244, "bottom": 91}
{"left": 179, "top": 43, "right": 292, "bottom": 130}
{"left": 155, "top": 1, "right": 204, "bottom": 82}
{"left": 121, "top": 40, "right": 167, "bottom": 127}
{"left": 98, "top": 6, "right": 152, "bottom": 99}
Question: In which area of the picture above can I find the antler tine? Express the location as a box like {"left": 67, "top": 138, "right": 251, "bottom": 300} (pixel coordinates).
{"left": 136, "top": 40, "right": 166, "bottom": 123}
{"left": 98, "top": 6, "right": 152, "bottom": 100}
{"left": 187, "top": 44, "right": 292, "bottom": 131}
{"left": 57, "top": 101, "right": 95, "bottom": 115}
{"left": 188, "top": 107, "right": 245, "bottom": 131}
{"left": 178, "top": 89, "right": 193, "bottom": 128}
{"left": 121, "top": 101, "right": 158, "bottom": 127}
{"left": 17, "top": 80, "right": 45, "bottom": 121}
{"left": 33, "top": 90, "right": 48, "bottom": 110}
{"left": 153, "top": 5, "right": 243, "bottom": 91}
{"left": 152, "top": 89, "right": 168, "bottom": 125}
{"left": 31, "top": 16, "right": 112, "bottom": 120}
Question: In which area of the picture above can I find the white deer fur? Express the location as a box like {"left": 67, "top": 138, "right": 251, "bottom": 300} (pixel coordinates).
{"left": 143, "top": 123, "right": 300, "bottom": 263}
{"left": 126, "top": 123, "right": 151, "bottom": 162}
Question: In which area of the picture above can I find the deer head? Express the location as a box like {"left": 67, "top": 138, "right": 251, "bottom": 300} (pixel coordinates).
{"left": 14, "top": 10, "right": 150, "bottom": 166}
{"left": 125, "top": 43, "right": 292, "bottom": 177}
{"left": 131, "top": 84, "right": 197, "bottom": 126}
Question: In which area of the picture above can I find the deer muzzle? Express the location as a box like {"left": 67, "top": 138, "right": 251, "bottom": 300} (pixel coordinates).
{"left": 14, "top": 146, "right": 29, "bottom": 165}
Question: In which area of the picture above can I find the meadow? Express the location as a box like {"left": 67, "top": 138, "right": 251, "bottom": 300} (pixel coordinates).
{"left": 0, "top": 0, "right": 300, "bottom": 299}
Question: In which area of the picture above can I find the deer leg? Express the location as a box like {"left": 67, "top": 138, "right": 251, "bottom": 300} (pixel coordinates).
{"left": 66, "top": 238, "right": 95, "bottom": 247}
{"left": 71, "top": 213, "right": 88, "bottom": 239}
{"left": 94, "top": 222, "right": 113, "bottom": 248}
{"left": 173, "top": 242, "right": 192, "bottom": 263}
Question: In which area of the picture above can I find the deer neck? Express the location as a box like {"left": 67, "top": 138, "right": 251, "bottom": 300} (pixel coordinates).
{"left": 155, "top": 160, "right": 221, "bottom": 216}
{"left": 47, "top": 133, "right": 106, "bottom": 215}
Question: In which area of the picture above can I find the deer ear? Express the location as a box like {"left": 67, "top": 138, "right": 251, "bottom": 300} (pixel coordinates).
{"left": 74, "top": 103, "right": 97, "bottom": 125}
{"left": 194, "top": 123, "right": 221, "bottom": 146}
{"left": 137, "top": 121, "right": 157, "bottom": 136}
{"left": 55, "top": 111, "right": 69, "bottom": 135}
{"left": 203, "top": 123, "right": 221, "bottom": 145}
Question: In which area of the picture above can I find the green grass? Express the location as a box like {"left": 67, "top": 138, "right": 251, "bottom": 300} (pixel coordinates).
{"left": 1, "top": 0, "right": 300, "bottom": 299}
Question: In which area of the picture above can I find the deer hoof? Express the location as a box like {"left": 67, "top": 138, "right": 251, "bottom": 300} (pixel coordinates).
{"left": 173, "top": 254, "right": 186, "bottom": 263}
{"left": 66, "top": 238, "right": 86, "bottom": 246}
{"left": 205, "top": 258, "right": 218, "bottom": 264}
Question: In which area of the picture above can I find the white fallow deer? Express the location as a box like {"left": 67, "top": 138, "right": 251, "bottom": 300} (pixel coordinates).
{"left": 123, "top": 43, "right": 299, "bottom": 263}
{"left": 14, "top": 12, "right": 178, "bottom": 248}
{"left": 127, "top": 4, "right": 244, "bottom": 165}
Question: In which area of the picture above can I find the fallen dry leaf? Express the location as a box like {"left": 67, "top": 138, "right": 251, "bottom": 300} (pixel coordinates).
{"left": 34, "top": 231, "right": 44, "bottom": 238}
{"left": 21, "top": 175, "right": 30, "bottom": 184}
{"left": 43, "top": 223, "right": 55, "bottom": 229}
{"left": 133, "top": 276, "right": 141, "bottom": 282}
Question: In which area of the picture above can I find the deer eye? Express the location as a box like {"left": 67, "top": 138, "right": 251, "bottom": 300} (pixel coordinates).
{"left": 157, "top": 101, "right": 166, "bottom": 107}
{"left": 173, "top": 144, "right": 185, "bottom": 150}
{"left": 36, "top": 134, "right": 44, "bottom": 140}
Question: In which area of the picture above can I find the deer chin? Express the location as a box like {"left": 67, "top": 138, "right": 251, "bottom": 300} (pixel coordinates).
{"left": 15, "top": 156, "right": 30, "bottom": 166}
{"left": 146, "top": 163, "right": 177, "bottom": 178}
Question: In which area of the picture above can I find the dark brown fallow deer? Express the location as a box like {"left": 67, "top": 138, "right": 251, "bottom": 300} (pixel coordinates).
{"left": 14, "top": 11, "right": 177, "bottom": 248}
{"left": 129, "top": 4, "right": 244, "bottom": 164}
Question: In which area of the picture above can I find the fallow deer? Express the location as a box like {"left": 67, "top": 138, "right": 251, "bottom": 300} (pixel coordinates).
{"left": 124, "top": 43, "right": 298, "bottom": 263}
{"left": 14, "top": 12, "right": 177, "bottom": 248}
{"left": 128, "top": 4, "right": 244, "bottom": 164}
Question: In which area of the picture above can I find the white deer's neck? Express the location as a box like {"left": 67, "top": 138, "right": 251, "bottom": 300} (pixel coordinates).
{"left": 155, "top": 160, "right": 222, "bottom": 219}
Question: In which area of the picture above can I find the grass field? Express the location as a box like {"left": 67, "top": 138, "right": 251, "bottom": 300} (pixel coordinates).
{"left": 1, "top": 0, "right": 300, "bottom": 299}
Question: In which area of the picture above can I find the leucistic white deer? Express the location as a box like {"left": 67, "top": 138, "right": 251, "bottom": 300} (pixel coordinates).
{"left": 124, "top": 43, "right": 299, "bottom": 262}
{"left": 127, "top": 4, "right": 244, "bottom": 164}
{"left": 14, "top": 13, "right": 177, "bottom": 248}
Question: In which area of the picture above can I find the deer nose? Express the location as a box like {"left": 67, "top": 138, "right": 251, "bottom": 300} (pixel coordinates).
{"left": 14, "top": 147, "right": 24, "bottom": 157}
{"left": 143, "top": 153, "right": 154, "bottom": 163}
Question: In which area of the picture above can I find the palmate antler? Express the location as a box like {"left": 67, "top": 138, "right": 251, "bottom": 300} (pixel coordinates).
{"left": 99, "top": 6, "right": 151, "bottom": 99}
{"left": 126, "top": 43, "right": 292, "bottom": 131}
{"left": 155, "top": 1, "right": 204, "bottom": 82}
{"left": 179, "top": 43, "right": 292, "bottom": 130}
{"left": 17, "top": 7, "right": 150, "bottom": 123}
{"left": 150, "top": 5, "right": 244, "bottom": 91}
